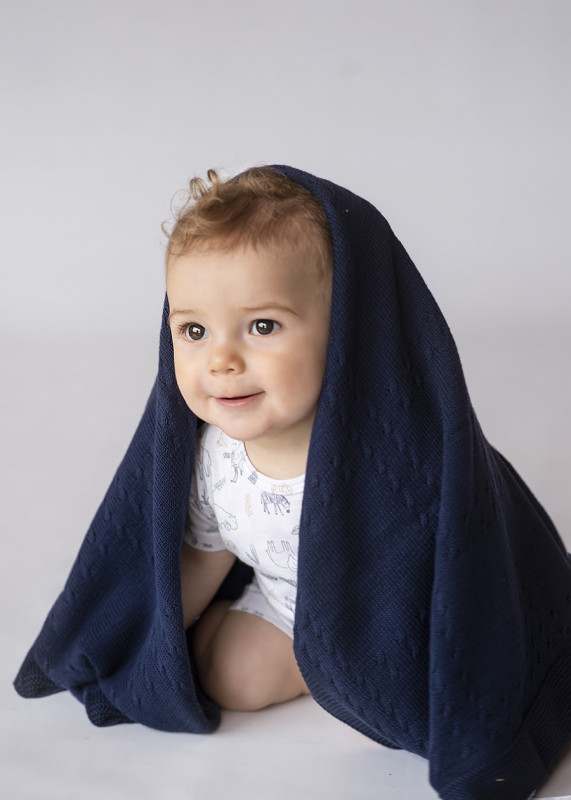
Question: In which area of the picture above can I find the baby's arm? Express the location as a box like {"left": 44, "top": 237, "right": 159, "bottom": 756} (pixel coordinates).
{"left": 180, "top": 541, "right": 236, "bottom": 630}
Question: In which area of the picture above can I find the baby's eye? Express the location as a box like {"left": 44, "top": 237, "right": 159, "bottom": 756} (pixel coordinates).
{"left": 180, "top": 323, "right": 208, "bottom": 341}
{"left": 250, "top": 319, "right": 282, "bottom": 336}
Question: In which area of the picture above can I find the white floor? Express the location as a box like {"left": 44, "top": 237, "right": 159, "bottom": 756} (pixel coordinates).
{"left": 2, "top": 322, "right": 570, "bottom": 800}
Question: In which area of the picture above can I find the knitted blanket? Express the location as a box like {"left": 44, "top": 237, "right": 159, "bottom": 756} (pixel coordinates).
{"left": 14, "top": 166, "right": 571, "bottom": 800}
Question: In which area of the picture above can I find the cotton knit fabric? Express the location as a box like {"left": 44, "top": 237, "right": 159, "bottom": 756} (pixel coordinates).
{"left": 14, "top": 166, "right": 571, "bottom": 800}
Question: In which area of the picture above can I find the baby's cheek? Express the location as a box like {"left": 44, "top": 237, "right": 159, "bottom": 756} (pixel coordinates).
{"left": 288, "top": 364, "right": 323, "bottom": 406}
{"left": 172, "top": 360, "right": 185, "bottom": 394}
{"left": 172, "top": 361, "right": 195, "bottom": 404}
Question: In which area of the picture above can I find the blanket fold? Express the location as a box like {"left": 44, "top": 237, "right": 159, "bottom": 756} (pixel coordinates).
{"left": 15, "top": 165, "right": 571, "bottom": 800}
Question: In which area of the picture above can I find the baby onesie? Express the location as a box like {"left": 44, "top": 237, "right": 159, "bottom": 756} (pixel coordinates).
{"left": 184, "top": 423, "right": 304, "bottom": 637}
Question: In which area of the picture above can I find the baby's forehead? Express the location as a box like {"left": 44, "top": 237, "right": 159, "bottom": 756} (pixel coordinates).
{"left": 171, "top": 236, "right": 330, "bottom": 282}
{"left": 166, "top": 241, "right": 332, "bottom": 323}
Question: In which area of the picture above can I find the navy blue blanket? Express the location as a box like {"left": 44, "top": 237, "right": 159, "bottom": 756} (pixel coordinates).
{"left": 15, "top": 166, "right": 571, "bottom": 799}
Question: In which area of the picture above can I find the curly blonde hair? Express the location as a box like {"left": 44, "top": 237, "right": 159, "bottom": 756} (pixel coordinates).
{"left": 164, "top": 167, "right": 332, "bottom": 278}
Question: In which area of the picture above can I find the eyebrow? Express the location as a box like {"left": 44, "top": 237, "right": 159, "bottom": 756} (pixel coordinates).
{"left": 241, "top": 303, "right": 298, "bottom": 315}
{"left": 168, "top": 308, "right": 198, "bottom": 324}
{"left": 168, "top": 303, "right": 298, "bottom": 323}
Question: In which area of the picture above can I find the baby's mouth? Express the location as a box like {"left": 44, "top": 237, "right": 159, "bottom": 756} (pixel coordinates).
{"left": 215, "top": 392, "right": 263, "bottom": 408}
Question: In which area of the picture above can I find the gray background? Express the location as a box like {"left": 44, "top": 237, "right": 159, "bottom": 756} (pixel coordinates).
{"left": 1, "top": 2, "right": 570, "bottom": 798}
{"left": 2, "top": 0, "right": 570, "bottom": 334}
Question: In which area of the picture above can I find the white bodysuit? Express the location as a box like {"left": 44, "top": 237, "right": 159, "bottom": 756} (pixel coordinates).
{"left": 184, "top": 424, "right": 303, "bottom": 638}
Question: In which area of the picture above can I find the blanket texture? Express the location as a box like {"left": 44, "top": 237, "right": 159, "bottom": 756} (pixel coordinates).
{"left": 15, "top": 166, "right": 571, "bottom": 800}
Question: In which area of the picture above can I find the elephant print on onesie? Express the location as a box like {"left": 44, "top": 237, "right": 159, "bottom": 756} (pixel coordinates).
{"left": 266, "top": 524, "right": 299, "bottom": 574}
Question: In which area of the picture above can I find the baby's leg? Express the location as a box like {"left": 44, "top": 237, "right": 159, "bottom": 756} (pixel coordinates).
{"left": 192, "top": 601, "right": 309, "bottom": 711}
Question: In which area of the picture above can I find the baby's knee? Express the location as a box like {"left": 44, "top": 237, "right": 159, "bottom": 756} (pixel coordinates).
{"left": 199, "top": 640, "right": 269, "bottom": 711}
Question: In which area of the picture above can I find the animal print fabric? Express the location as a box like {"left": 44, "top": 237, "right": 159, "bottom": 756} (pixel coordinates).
{"left": 184, "top": 424, "right": 303, "bottom": 633}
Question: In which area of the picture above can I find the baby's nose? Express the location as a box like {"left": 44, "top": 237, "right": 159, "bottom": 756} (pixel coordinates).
{"left": 208, "top": 343, "right": 245, "bottom": 374}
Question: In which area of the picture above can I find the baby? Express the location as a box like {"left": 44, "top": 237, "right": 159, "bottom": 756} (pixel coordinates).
{"left": 16, "top": 163, "right": 571, "bottom": 799}
{"left": 165, "top": 168, "right": 333, "bottom": 711}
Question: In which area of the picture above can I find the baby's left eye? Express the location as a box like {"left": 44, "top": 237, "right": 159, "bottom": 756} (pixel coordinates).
{"left": 250, "top": 319, "right": 281, "bottom": 336}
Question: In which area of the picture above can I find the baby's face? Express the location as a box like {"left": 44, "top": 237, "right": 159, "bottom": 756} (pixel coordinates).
{"left": 167, "top": 243, "right": 331, "bottom": 470}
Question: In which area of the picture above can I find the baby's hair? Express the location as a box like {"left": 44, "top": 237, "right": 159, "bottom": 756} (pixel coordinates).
{"left": 164, "top": 167, "right": 333, "bottom": 279}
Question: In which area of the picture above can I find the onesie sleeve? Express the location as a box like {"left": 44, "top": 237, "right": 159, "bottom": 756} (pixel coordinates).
{"left": 183, "top": 426, "right": 226, "bottom": 552}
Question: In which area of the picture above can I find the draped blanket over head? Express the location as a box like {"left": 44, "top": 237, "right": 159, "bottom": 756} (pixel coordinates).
{"left": 15, "top": 166, "right": 571, "bottom": 799}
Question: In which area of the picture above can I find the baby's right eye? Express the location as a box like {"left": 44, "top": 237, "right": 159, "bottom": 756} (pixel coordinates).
{"left": 180, "top": 323, "right": 208, "bottom": 341}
